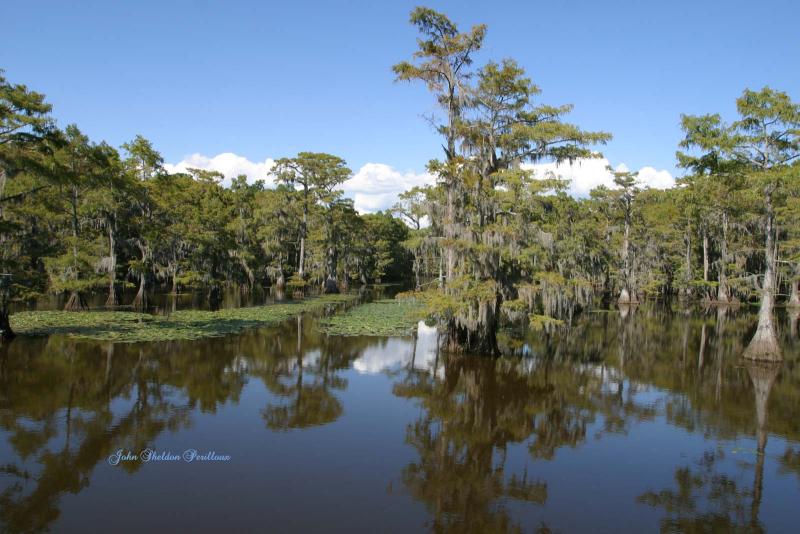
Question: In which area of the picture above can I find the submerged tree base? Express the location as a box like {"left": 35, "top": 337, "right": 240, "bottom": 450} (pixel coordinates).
{"left": 618, "top": 303, "right": 638, "bottom": 319}
{"left": 105, "top": 289, "right": 119, "bottom": 308}
{"left": 131, "top": 292, "right": 147, "bottom": 311}
{"left": 743, "top": 328, "right": 782, "bottom": 362}
{"left": 789, "top": 284, "right": 800, "bottom": 308}
{"left": 445, "top": 322, "right": 500, "bottom": 357}
{"left": 11, "top": 294, "right": 356, "bottom": 343}
{"left": 64, "top": 291, "right": 88, "bottom": 311}
{"left": 617, "top": 289, "right": 638, "bottom": 305}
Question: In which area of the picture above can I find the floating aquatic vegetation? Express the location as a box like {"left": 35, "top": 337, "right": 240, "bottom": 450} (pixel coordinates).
{"left": 11, "top": 294, "right": 356, "bottom": 343}
{"left": 318, "top": 299, "right": 423, "bottom": 337}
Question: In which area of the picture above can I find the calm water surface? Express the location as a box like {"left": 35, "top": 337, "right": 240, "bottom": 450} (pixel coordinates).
{"left": 1, "top": 303, "right": 799, "bottom": 533}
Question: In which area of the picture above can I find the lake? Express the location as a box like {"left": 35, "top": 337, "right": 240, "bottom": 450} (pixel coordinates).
{"left": 1, "top": 299, "right": 798, "bottom": 532}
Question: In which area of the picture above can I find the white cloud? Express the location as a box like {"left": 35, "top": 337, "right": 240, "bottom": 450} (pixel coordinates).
{"left": 527, "top": 157, "right": 674, "bottom": 196}
{"left": 353, "top": 322, "right": 441, "bottom": 375}
{"left": 164, "top": 152, "right": 276, "bottom": 187}
{"left": 340, "top": 163, "right": 436, "bottom": 213}
{"left": 165, "top": 155, "right": 434, "bottom": 213}
{"left": 165, "top": 153, "right": 673, "bottom": 214}
{"left": 635, "top": 166, "right": 675, "bottom": 189}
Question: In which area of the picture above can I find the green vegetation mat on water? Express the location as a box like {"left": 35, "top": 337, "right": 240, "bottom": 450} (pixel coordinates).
{"left": 318, "top": 299, "right": 423, "bottom": 337}
{"left": 10, "top": 294, "right": 356, "bottom": 343}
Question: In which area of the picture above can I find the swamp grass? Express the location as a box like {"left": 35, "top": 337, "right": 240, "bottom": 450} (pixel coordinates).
{"left": 10, "top": 294, "right": 356, "bottom": 343}
{"left": 318, "top": 298, "right": 423, "bottom": 337}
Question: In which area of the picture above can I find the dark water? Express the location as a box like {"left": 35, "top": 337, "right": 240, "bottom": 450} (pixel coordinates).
{"left": 1, "top": 304, "right": 799, "bottom": 533}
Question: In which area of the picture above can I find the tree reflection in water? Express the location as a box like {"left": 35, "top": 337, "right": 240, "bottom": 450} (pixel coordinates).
{"left": 258, "top": 315, "right": 356, "bottom": 430}
{"left": 0, "top": 304, "right": 798, "bottom": 533}
{"left": 390, "top": 326, "right": 662, "bottom": 532}
{"left": 0, "top": 337, "right": 198, "bottom": 532}
{"left": 637, "top": 361, "right": 781, "bottom": 532}
{"left": 391, "top": 305, "right": 798, "bottom": 532}
{"left": 0, "top": 314, "right": 368, "bottom": 532}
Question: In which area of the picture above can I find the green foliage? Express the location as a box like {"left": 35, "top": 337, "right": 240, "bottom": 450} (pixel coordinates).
{"left": 0, "top": 70, "right": 412, "bottom": 311}
{"left": 394, "top": 7, "right": 609, "bottom": 352}
{"left": 359, "top": 212, "right": 411, "bottom": 281}
{"left": 2, "top": 23, "right": 800, "bottom": 358}
{"left": 528, "top": 314, "right": 564, "bottom": 332}
{"left": 286, "top": 274, "right": 308, "bottom": 290}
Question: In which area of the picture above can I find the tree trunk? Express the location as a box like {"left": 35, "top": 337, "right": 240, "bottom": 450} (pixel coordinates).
{"left": 0, "top": 167, "right": 7, "bottom": 219}
{"left": 132, "top": 273, "right": 147, "bottom": 310}
{"left": 324, "top": 242, "right": 339, "bottom": 294}
{"left": 789, "top": 279, "right": 800, "bottom": 308}
{"left": 71, "top": 185, "right": 80, "bottom": 252}
{"left": 276, "top": 272, "right": 285, "bottom": 290}
{"left": 618, "top": 200, "right": 637, "bottom": 304}
{"left": 444, "top": 94, "right": 458, "bottom": 291}
{"left": 68, "top": 186, "right": 83, "bottom": 305}
{"left": 745, "top": 189, "right": 781, "bottom": 361}
{"left": 681, "top": 222, "right": 692, "bottom": 299}
{"left": 414, "top": 256, "right": 421, "bottom": 291}
{"left": 702, "top": 226, "right": 710, "bottom": 301}
{"left": 702, "top": 227, "right": 709, "bottom": 284}
{"left": 717, "top": 212, "right": 730, "bottom": 303}
{"left": 64, "top": 291, "right": 87, "bottom": 311}
{"left": 239, "top": 256, "right": 255, "bottom": 294}
{"left": 445, "top": 185, "right": 455, "bottom": 289}
{"left": 105, "top": 278, "right": 118, "bottom": 308}
{"left": 106, "top": 225, "right": 118, "bottom": 307}
{"left": 299, "top": 187, "right": 308, "bottom": 277}
{"left": 618, "top": 288, "right": 631, "bottom": 304}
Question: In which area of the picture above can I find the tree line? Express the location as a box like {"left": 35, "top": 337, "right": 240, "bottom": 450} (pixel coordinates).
{"left": 2, "top": 7, "right": 799, "bottom": 361}
{"left": 0, "top": 70, "right": 411, "bottom": 338}
{"left": 390, "top": 7, "right": 799, "bottom": 360}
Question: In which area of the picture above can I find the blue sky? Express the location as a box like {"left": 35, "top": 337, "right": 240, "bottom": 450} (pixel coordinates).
{"left": 3, "top": 0, "right": 798, "bottom": 209}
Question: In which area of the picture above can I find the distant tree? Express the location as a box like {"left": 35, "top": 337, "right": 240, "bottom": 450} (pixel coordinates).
{"left": 608, "top": 166, "right": 641, "bottom": 304}
{"left": 44, "top": 125, "right": 113, "bottom": 310}
{"left": 122, "top": 135, "right": 165, "bottom": 309}
{"left": 76, "top": 140, "right": 127, "bottom": 307}
{"left": 254, "top": 184, "right": 301, "bottom": 290}
{"left": 393, "top": 6, "right": 487, "bottom": 285}
{"left": 273, "top": 152, "right": 351, "bottom": 292}
{"left": 227, "top": 175, "right": 265, "bottom": 293}
{"left": 677, "top": 113, "right": 748, "bottom": 303}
